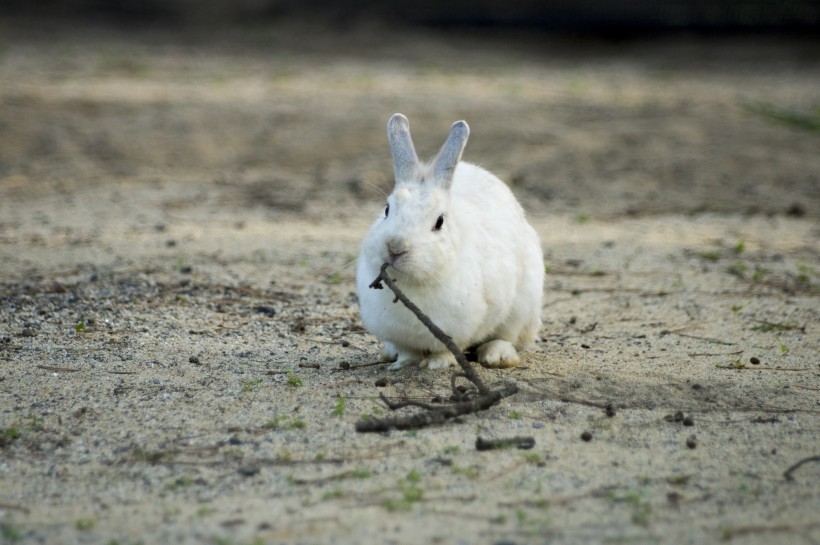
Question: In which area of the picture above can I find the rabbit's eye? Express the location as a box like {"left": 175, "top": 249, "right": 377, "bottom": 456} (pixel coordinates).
{"left": 433, "top": 214, "right": 444, "bottom": 231}
{"left": 384, "top": 203, "right": 390, "bottom": 217}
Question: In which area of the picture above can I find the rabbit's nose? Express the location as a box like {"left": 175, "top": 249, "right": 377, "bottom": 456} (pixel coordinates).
{"left": 386, "top": 240, "right": 408, "bottom": 264}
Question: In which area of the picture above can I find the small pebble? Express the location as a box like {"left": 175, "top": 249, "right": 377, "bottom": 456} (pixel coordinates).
{"left": 667, "top": 491, "right": 683, "bottom": 507}
{"left": 189, "top": 356, "right": 200, "bottom": 364}
{"left": 683, "top": 416, "right": 694, "bottom": 427}
{"left": 238, "top": 466, "right": 260, "bottom": 477}
{"left": 686, "top": 435, "right": 697, "bottom": 449}
{"left": 605, "top": 403, "right": 616, "bottom": 417}
{"left": 374, "top": 377, "right": 389, "bottom": 387}
{"left": 254, "top": 305, "right": 276, "bottom": 317}
{"left": 581, "top": 431, "right": 593, "bottom": 442}
{"left": 786, "top": 203, "right": 805, "bottom": 217}
{"left": 228, "top": 436, "right": 242, "bottom": 446}
{"left": 749, "top": 357, "right": 760, "bottom": 365}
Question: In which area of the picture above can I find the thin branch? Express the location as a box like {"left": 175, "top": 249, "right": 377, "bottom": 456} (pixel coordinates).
{"left": 476, "top": 436, "right": 535, "bottom": 451}
{"left": 369, "top": 262, "right": 489, "bottom": 395}
{"left": 783, "top": 454, "right": 820, "bottom": 481}
{"left": 357, "top": 262, "right": 519, "bottom": 432}
{"left": 356, "top": 382, "right": 518, "bottom": 432}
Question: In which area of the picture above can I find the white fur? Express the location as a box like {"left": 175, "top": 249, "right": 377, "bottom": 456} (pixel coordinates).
{"left": 356, "top": 115, "right": 543, "bottom": 370}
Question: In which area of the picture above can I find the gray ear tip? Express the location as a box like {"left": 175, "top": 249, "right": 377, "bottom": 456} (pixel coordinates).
{"left": 388, "top": 113, "right": 409, "bottom": 129}
{"left": 451, "top": 120, "right": 470, "bottom": 137}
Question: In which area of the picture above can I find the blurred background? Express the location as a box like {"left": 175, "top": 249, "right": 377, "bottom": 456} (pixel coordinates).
{"left": 0, "top": 1, "right": 818, "bottom": 219}
{"left": 3, "top": 0, "right": 820, "bottom": 30}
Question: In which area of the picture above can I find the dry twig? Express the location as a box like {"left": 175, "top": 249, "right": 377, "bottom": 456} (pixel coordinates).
{"left": 783, "top": 454, "right": 820, "bottom": 481}
{"left": 355, "top": 263, "right": 518, "bottom": 433}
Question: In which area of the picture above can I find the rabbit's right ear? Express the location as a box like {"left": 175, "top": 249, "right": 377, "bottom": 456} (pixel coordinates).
{"left": 387, "top": 113, "right": 419, "bottom": 184}
{"left": 432, "top": 120, "right": 469, "bottom": 186}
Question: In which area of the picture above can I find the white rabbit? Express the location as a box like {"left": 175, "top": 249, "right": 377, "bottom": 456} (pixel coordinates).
{"left": 356, "top": 114, "right": 543, "bottom": 371}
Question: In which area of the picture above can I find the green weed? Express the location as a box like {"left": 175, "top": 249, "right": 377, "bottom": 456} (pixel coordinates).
{"left": 196, "top": 506, "right": 215, "bottom": 517}
{"left": 0, "top": 426, "right": 20, "bottom": 447}
{"left": 242, "top": 378, "right": 262, "bottom": 393}
{"left": 332, "top": 396, "right": 345, "bottom": 416}
{"left": 75, "top": 518, "right": 95, "bottom": 531}
{"left": 751, "top": 320, "right": 801, "bottom": 333}
{"left": 522, "top": 452, "right": 544, "bottom": 465}
{"left": 1, "top": 524, "right": 22, "bottom": 542}
{"left": 322, "top": 488, "right": 344, "bottom": 501}
{"left": 287, "top": 371, "right": 302, "bottom": 388}
{"left": 451, "top": 465, "right": 479, "bottom": 479}
{"left": 742, "top": 100, "right": 820, "bottom": 132}
{"left": 726, "top": 262, "right": 748, "bottom": 278}
{"left": 606, "top": 489, "right": 652, "bottom": 527}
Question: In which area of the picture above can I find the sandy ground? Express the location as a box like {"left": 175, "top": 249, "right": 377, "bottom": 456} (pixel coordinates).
{"left": 1, "top": 19, "right": 819, "bottom": 545}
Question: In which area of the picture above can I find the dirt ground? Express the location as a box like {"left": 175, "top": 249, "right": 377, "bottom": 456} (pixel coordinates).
{"left": 1, "top": 19, "right": 819, "bottom": 545}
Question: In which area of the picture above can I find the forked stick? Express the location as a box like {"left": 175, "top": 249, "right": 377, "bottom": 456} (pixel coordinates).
{"left": 355, "top": 263, "right": 518, "bottom": 433}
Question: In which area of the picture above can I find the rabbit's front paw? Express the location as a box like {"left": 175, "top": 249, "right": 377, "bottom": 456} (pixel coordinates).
{"left": 420, "top": 352, "right": 456, "bottom": 370}
{"left": 387, "top": 353, "right": 420, "bottom": 371}
{"left": 380, "top": 343, "right": 399, "bottom": 362}
{"left": 477, "top": 340, "right": 520, "bottom": 368}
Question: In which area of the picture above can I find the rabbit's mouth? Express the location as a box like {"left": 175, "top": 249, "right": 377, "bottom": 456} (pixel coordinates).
{"left": 386, "top": 250, "right": 407, "bottom": 269}
{"left": 385, "top": 240, "right": 409, "bottom": 270}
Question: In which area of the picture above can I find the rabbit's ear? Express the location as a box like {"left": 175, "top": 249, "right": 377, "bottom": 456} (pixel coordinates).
{"left": 433, "top": 120, "right": 469, "bottom": 185}
{"left": 387, "top": 113, "right": 419, "bottom": 184}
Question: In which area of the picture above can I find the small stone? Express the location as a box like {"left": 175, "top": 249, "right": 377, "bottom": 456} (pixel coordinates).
{"left": 238, "top": 466, "right": 260, "bottom": 477}
{"left": 686, "top": 435, "right": 697, "bottom": 449}
{"left": 581, "top": 431, "right": 593, "bottom": 442}
{"left": 340, "top": 340, "right": 350, "bottom": 347}
{"left": 683, "top": 416, "right": 694, "bottom": 427}
{"left": 605, "top": 403, "right": 616, "bottom": 417}
{"left": 786, "top": 203, "right": 805, "bottom": 217}
{"left": 374, "top": 377, "right": 389, "bottom": 387}
{"left": 189, "top": 356, "right": 200, "bottom": 364}
{"left": 667, "top": 491, "right": 683, "bottom": 507}
{"left": 228, "top": 436, "right": 242, "bottom": 446}
{"left": 254, "top": 305, "right": 276, "bottom": 317}
{"left": 749, "top": 357, "right": 760, "bottom": 365}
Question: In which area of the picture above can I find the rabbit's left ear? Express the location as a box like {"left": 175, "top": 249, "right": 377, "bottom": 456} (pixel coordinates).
{"left": 388, "top": 113, "right": 419, "bottom": 185}
{"left": 432, "top": 120, "right": 469, "bottom": 185}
